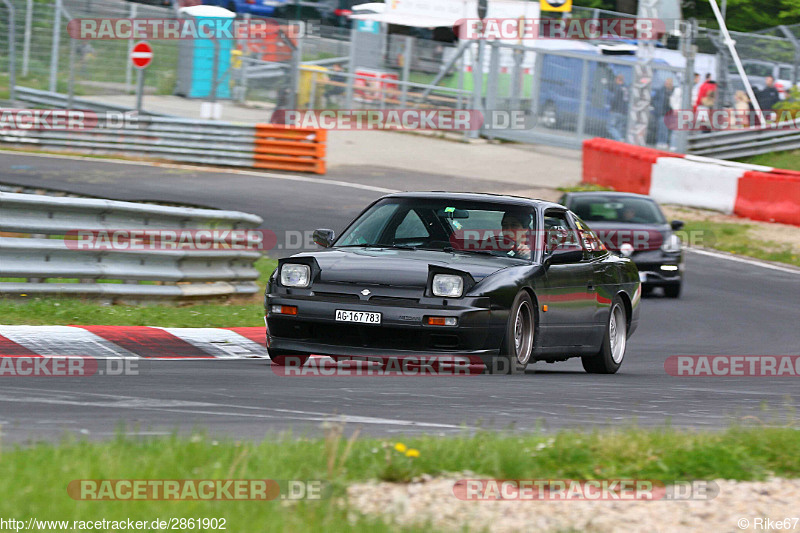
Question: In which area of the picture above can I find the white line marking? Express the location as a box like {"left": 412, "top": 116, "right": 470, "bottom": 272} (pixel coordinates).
{"left": 687, "top": 248, "right": 800, "bottom": 275}
{"left": 0, "top": 150, "right": 400, "bottom": 194}
{"left": 0, "top": 387, "right": 470, "bottom": 429}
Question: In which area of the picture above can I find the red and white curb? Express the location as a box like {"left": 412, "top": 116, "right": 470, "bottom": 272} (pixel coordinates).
{"left": 583, "top": 138, "right": 800, "bottom": 226}
{"left": 0, "top": 325, "right": 270, "bottom": 359}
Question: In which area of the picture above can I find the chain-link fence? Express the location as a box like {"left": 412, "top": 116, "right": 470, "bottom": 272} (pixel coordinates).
{"left": 4, "top": 1, "right": 800, "bottom": 151}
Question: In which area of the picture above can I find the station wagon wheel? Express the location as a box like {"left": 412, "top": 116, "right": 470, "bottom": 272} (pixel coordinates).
{"left": 488, "top": 291, "right": 535, "bottom": 375}
{"left": 582, "top": 296, "right": 627, "bottom": 374}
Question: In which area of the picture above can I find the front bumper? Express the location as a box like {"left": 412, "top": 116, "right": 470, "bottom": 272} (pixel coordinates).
{"left": 265, "top": 289, "right": 504, "bottom": 357}
{"left": 632, "top": 250, "right": 683, "bottom": 286}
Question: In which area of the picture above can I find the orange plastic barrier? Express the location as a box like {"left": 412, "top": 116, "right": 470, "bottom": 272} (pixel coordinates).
{"left": 253, "top": 125, "right": 327, "bottom": 175}
{"left": 735, "top": 171, "right": 800, "bottom": 226}
{"left": 582, "top": 138, "right": 681, "bottom": 195}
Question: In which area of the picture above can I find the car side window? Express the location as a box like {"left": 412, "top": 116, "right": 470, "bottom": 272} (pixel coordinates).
{"left": 572, "top": 215, "right": 608, "bottom": 256}
{"left": 543, "top": 210, "right": 577, "bottom": 254}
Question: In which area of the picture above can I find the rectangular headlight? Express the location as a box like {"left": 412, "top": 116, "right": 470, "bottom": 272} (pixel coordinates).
{"left": 432, "top": 274, "right": 463, "bottom": 298}
{"left": 280, "top": 264, "right": 311, "bottom": 288}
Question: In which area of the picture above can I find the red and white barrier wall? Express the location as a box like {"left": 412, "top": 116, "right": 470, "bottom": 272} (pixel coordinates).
{"left": 582, "top": 138, "right": 800, "bottom": 226}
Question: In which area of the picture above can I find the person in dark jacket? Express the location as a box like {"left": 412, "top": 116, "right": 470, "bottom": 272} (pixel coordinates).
{"left": 756, "top": 76, "right": 780, "bottom": 112}
{"left": 607, "top": 74, "right": 629, "bottom": 141}
{"left": 652, "top": 77, "right": 674, "bottom": 147}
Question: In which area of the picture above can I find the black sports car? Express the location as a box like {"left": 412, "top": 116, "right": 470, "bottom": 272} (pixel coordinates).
{"left": 559, "top": 191, "right": 684, "bottom": 298}
{"left": 265, "top": 193, "right": 641, "bottom": 374}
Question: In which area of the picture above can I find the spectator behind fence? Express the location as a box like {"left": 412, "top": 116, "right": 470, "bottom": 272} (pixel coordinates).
{"left": 325, "top": 64, "right": 346, "bottom": 107}
{"left": 694, "top": 73, "right": 716, "bottom": 112}
{"left": 607, "top": 74, "right": 629, "bottom": 141}
{"left": 734, "top": 90, "right": 750, "bottom": 129}
{"left": 652, "top": 77, "right": 674, "bottom": 149}
{"left": 756, "top": 75, "right": 780, "bottom": 112}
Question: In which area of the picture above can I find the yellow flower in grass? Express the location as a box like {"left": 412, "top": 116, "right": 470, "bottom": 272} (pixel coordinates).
{"left": 405, "top": 448, "right": 420, "bottom": 458}
{"left": 394, "top": 443, "right": 407, "bottom": 453}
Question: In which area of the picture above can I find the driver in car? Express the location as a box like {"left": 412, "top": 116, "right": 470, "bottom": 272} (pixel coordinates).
{"left": 500, "top": 212, "right": 533, "bottom": 260}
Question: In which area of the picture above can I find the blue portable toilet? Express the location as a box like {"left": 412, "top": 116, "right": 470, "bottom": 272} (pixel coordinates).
{"left": 175, "top": 5, "right": 235, "bottom": 99}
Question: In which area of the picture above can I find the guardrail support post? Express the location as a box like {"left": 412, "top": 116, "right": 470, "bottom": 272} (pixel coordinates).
{"left": 49, "top": 0, "right": 61, "bottom": 93}
{"left": 2, "top": 0, "right": 16, "bottom": 102}
{"left": 22, "top": 0, "right": 32, "bottom": 77}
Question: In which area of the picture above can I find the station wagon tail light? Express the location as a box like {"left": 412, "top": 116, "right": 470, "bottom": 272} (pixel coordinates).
{"left": 432, "top": 274, "right": 464, "bottom": 297}
{"left": 428, "top": 317, "right": 457, "bottom": 326}
{"left": 280, "top": 264, "right": 311, "bottom": 288}
{"left": 270, "top": 305, "right": 297, "bottom": 315}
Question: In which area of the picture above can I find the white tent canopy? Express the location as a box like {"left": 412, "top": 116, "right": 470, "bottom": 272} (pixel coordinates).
{"left": 350, "top": 0, "right": 539, "bottom": 30}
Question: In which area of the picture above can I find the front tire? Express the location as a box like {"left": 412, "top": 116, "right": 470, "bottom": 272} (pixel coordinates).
{"left": 582, "top": 296, "right": 627, "bottom": 374}
{"left": 487, "top": 291, "right": 535, "bottom": 375}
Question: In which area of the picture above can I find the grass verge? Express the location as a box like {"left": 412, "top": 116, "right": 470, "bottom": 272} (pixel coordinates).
{"left": 1, "top": 426, "right": 798, "bottom": 531}
{"left": 0, "top": 258, "right": 277, "bottom": 327}
{"left": 737, "top": 151, "right": 800, "bottom": 171}
{"left": 681, "top": 220, "right": 800, "bottom": 268}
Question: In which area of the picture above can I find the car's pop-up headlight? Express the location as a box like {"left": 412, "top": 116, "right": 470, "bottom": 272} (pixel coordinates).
{"left": 661, "top": 234, "right": 682, "bottom": 253}
{"left": 280, "top": 264, "right": 311, "bottom": 288}
{"left": 432, "top": 274, "right": 464, "bottom": 297}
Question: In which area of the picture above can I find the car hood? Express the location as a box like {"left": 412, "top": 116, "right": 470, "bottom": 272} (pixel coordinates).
{"left": 292, "top": 248, "right": 523, "bottom": 287}
{"left": 585, "top": 222, "right": 670, "bottom": 252}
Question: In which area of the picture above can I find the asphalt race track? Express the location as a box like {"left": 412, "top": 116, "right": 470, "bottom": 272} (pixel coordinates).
{"left": 1, "top": 153, "right": 799, "bottom": 443}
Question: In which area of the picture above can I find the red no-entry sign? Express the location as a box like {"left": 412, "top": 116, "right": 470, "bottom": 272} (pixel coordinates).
{"left": 130, "top": 41, "right": 153, "bottom": 69}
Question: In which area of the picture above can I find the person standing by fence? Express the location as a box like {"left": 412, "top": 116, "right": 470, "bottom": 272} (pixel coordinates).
{"left": 653, "top": 77, "right": 674, "bottom": 149}
{"left": 607, "top": 74, "right": 629, "bottom": 141}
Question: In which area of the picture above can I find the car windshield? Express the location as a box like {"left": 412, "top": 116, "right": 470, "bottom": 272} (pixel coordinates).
{"left": 568, "top": 196, "right": 666, "bottom": 225}
{"left": 335, "top": 198, "right": 535, "bottom": 259}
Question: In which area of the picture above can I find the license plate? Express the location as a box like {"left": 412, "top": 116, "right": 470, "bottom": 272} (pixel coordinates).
{"left": 336, "top": 310, "right": 382, "bottom": 325}
{"left": 639, "top": 272, "right": 647, "bottom": 282}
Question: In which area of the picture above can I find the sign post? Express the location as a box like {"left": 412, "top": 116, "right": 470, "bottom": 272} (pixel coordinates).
{"left": 130, "top": 41, "right": 153, "bottom": 114}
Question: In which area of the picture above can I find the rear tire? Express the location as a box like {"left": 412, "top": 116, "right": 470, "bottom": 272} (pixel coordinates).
{"left": 486, "top": 292, "right": 535, "bottom": 375}
{"left": 582, "top": 296, "right": 627, "bottom": 374}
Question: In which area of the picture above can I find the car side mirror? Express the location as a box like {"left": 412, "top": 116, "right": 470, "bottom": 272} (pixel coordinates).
{"left": 545, "top": 246, "right": 584, "bottom": 266}
{"left": 671, "top": 220, "right": 684, "bottom": 231}
{"left": 313, "top": 228, "right": 335, "bottom": 248}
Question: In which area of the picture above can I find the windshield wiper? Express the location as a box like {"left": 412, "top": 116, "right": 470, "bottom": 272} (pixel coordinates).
{"left": 337, "top": 243, "right": 418, "bottom": 250}
{"left": 441, "top": 246, "right": 496, "bottom": 256}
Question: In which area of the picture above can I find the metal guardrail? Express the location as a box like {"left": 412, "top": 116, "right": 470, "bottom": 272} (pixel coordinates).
{"left": 13, "top": 86, "right": 169, "bottom": 116}
{"left": 688, "top": 124, "right": 800, "bottom": 159}
{"left": 0, "top": 192, "right": 264, "bottom": 301}
{"left": 4, "top": 87, "right": 327, "bottom": 172}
